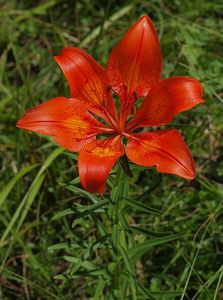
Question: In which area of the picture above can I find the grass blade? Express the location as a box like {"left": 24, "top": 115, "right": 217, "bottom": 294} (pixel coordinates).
{"left": 0, "top": 164, "right": 39, "bottom": 207}
{"left": 0, "top": 148, "right": 64, "bottom": 248}
{"left": 129, "top": 233, "right": 185, "bottom": 263}
{"left": 124, "top": 197, "right": 162, "bottom": 216}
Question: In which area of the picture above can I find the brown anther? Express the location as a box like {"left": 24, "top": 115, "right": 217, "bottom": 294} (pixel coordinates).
{"left": 130, "top": 105, "right": 137, "bottom": 116}
{"left": 132, "top": 90, "right": 139, "bottom": 102}
{"left": 106, "top": 84, "right": 112, "bottom": 93}
{"left": 123, "top": 83, "right": 128, "bottom": 90}
{"left": 119, "top": 154, "right": 133, "bottom": 178}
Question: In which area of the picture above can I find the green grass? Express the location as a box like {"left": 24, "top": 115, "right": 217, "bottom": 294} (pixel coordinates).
{"left": 1, "top": 0, "right": 223, "bottom": 299}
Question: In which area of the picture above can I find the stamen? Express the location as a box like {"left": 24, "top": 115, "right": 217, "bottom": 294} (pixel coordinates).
{"left": 106, "top": 84, "right": 112, "bottom": 94}
{"left": 102, "top": 107, "right": 117, "bottom": 130}
{"left": 132, "top": 90, "right": 139, "bottom": 102}
{"left": 122, "top": 132, "right": 139, "bottom": 142}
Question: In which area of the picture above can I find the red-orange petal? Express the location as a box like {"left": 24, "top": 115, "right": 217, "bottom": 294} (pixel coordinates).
{"left": 106, "top": 16, "right": 162, "bottom": 102}
{"left": 16, "top": 97, "right": 107, "bottom": 152}
{"left": 78, "top": 137, "right": 124, "bottom": 193}
{"left": 54, "top": 47, "right": 118, "bottom": 125}
{"left": 127, "top": 76, "right": 204, "bottom": 130}
{"left": 125, "top": 130, "right": 196, "bottom": 179}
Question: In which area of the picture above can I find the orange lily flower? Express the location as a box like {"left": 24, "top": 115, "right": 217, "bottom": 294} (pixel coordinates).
{"left": 17, "top": 16, "right": 204, "bottom": 193}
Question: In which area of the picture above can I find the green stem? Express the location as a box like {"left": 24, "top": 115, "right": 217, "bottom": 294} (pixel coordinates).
{"left": 114, "top": 166, "right": 122, "bottom": 224}
{"left": 111, "top": 166, "right": 137, "bottom": 299}
{"left": 111, "top": 165, "right": 129, "bottom": 299}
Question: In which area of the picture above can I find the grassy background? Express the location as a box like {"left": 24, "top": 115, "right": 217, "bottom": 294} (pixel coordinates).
{"left": 1, "top": 0, "right": 223, "bottom": 299}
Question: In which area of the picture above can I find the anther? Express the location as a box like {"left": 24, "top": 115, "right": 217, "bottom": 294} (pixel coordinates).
{"left": 132, "top": 90, "right": 139, "bottom": 102}
{"left": 106, "top": 84, "right": 112, "bottom": 94}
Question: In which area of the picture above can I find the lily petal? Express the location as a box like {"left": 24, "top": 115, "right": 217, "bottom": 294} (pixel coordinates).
{"left": 127, "top": 76, "right": 204, "bottom": 130}
{"left": 106, "top": 16, "right": 162, "bottom": 102}
{"left": 78, "top": 137, "right": 124, "bottom": 193}
{"left": 125, "top": 130, "right": 196, "bottom": 179}
{"left": 17, "top": 97, "right": 108, "bottom": 151}
{"left": 54, "top": 47, "right": 118, "bottom": 126}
